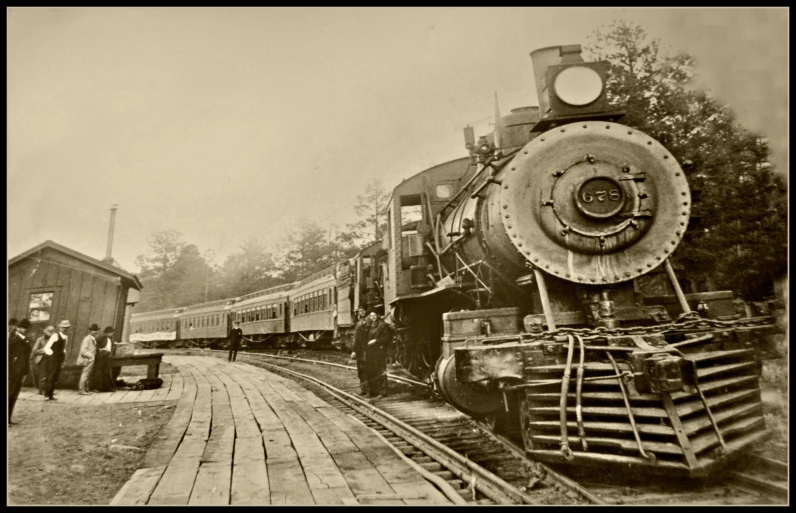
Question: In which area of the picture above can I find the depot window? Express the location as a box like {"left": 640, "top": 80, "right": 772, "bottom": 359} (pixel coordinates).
{"left": 27, "top": 291, "right": 54, "bottom": 323}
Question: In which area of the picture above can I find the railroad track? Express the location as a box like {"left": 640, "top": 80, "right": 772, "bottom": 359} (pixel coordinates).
{"left": 157, "top": 349, "right": 787, "bottom": 505}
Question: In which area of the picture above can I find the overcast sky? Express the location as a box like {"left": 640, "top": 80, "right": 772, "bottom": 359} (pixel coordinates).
{"left": 7, "top": 7, "right": 788, "bottom": 272}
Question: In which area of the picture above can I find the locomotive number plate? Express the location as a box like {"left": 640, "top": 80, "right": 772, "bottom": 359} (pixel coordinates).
{"left": 575, "top": 177, "right": 626, "bottom": 219}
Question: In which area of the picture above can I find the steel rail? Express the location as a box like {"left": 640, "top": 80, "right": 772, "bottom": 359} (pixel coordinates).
{"left": 473, "top": 420, "right": 606, "bottom": 505}
{"left": 238, "top": 351, "right": 428, "bottom": 388}
{"left": 236, "top": 354, "right": 539, "bottom": 505}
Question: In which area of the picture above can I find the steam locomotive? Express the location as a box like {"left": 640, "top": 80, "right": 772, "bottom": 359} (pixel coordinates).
{"left": 131, "top": 44, "right": 779, "bottom": 478}
{"left": 380, "top": 44, "right": 778, "bottom": 477}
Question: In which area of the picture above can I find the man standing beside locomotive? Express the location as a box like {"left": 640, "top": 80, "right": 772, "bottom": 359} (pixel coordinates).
{"left": 8, "top": 318, "right": 32, "bottom": 425}
{"left": 228, "top": 321, "right": 243, "bottom": 362}
{"left": 77, "top": 324, "right": 100, "bottom": 395}
{"left": 365, "top": 310, "right": 391, "bottom": 398}
{"left": 351, "top": 307, "right": 371, "bottom": 396}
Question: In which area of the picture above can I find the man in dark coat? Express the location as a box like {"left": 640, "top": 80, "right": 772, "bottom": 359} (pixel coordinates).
{"left": 41, "top": 319, "right": 71, "bottom": 400}
{"left": 91, "top": 326, "right": 117, "bottom": 392}
{"left": 351, "top": 307, "right": 371, "bottom": 395}
{"left": 228, "top": 321, "right": 243, "bottom": 362}
{"left": 9, "top": 319, "right": 32, "bottom": 424}
{"left": 365, "top": 310, "right": 391, "bottom": 398}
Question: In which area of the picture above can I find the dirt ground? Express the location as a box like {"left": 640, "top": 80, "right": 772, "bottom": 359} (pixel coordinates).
{"left": 7, "top": 364, "right": 178, "bottom": 505}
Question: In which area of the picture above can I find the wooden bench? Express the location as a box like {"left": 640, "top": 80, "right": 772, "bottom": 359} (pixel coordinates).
{"left": 112, "top": 353, "right": 165, "bottom": 380}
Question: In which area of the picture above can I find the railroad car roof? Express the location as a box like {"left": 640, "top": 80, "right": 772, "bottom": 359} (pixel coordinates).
{"left": 180, "top": 298, "right": 237, "bottom": 313}
{"left": 131, "top": 308, "right": 183, "bottom": 320}
{"left": 295, "top": 266, "right": 336, "bottom": 289}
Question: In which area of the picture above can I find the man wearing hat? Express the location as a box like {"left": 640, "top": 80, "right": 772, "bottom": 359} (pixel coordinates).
{"left": 41, "top": 320, "right": 71, "bottom": 400}
{"left": 364, "top": 310, "right": 391, "bottom": 398}
{"left": 8, "top": 318, "right": 32, "bottom": 424}
{"left": 228, "top": 320, "right": 243, "bottom": 362}
{"left": 30, "top": 325, "right": 56, "bottom": 394}
{"left": 77, "top": 324, "right": 100, "bottom": 395}
{"left": 8, "top": 318, "right": 19, "bottom": 340}
{"left": 91, "top": 326, "right": 116, "bottom": 392}
{"left": 351, "top": 307, "right": 371, "bottom": 395}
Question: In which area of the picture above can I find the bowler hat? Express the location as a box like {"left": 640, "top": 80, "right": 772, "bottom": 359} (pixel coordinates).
{"left": 89, "top": 323, "right": 100, "bottom": 331}
{"left": 103, "top": 326, "right": 115, "bottom": 334}
{"left": 59, "top": 320, "right": 72, "bottom": 328}
{"left": 18, "top": 319, "right": 31, "bottom": 329}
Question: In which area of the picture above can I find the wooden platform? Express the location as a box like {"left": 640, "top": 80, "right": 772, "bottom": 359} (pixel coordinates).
{"left": 109, "top": 355, "right": 452, "bottom": 505}
{"left": 17, "top": 371, "right": 182, "bottom": 405}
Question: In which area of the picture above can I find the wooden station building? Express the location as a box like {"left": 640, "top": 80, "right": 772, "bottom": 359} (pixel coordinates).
{"left": 8, "top": 240, "right": 143, "bottom": 386}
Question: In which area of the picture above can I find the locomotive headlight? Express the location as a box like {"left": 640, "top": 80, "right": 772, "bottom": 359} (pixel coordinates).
{"left": 554, "top": 66, "right": 604, "bottom": 106}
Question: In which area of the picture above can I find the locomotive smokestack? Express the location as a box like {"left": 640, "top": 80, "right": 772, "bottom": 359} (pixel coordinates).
{"left": 103, "top": 204, "right": 119, "bottom": 265}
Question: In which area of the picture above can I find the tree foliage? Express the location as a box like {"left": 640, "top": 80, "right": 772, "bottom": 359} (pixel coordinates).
{"left": 340, "top": 179, "right": 390, "bottom": 249}
{"left": 585, "top": 20, "right": 787, "bottom": 299}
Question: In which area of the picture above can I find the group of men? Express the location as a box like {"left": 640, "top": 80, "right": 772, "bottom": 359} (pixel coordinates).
{"left": 352, "top": 308, "right": 391, "bottom": 398}
{"left": 8, "top": 318, "right": 116, "bottom": 425}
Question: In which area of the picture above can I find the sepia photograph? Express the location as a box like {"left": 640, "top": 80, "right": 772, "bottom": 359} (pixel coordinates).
{"left": 7, "top": 6, "right": 788, "bottom": 506}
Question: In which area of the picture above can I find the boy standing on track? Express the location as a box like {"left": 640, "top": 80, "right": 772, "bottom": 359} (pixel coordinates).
{"left": 228, "top": 321, "right": 243, "bottom": 362}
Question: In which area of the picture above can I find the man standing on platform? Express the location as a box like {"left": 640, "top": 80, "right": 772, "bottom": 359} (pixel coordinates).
{"left": 41, "top": 320, "right": 71, "bottom": 400}
{"left": 77, "top": 324, "right": 99, "bottom": 395}
{"left": 30, "top": 325, "right": 55, "bottom": 394}
{"left": 9, "top": 318, "right": 32, "bottom": 425}
{"left": 365, "top": 310, "right": 390, "bottom": 398}
{"left": 91, "top": 326, "right": 117, "bottom": 392}
{"left": 351, "top": 307, "right": 371, "bottom": 396}
{"left": 228, "top": 320, "right": 243, "bottom": 362}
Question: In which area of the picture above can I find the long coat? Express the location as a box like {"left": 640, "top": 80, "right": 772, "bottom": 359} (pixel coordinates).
{"left": 76, "top": 335, "right": 97, "bottom": 366}
{"left": 9, "top": 330, "right": 31, "bottom": 378}
{"left": 353, "top": 318, "right": 371, "bottom": 358}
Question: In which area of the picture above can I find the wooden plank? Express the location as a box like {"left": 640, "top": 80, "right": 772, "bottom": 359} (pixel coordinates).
{"left": 110, "top": 466, "right": 167, "bottom": 505}
{"left": 118, "top": 390, "right": 142, "bottom": 403}
{"left": 262, "top": 428, "right": 298, "bottom": 463}
{"left": 103, "top": 389, "right": 132, "bottom": 404}
{"left": 188, "top": 463, "right": 231, "bottom": 506}
{"left": 223, "top": 371, "right": 282, "bottom": 430}
{"left": 292, "top": 402, "right": 359, "bottom": 455}
{"left": 233, "top": 437, "right": 266, "bottom": 465}
{"left": 88, "top": 275, "right": 107, "bottom": 334}
{"left": 148, "top": 457, "right": 201, "bottom": 505}
{"left": 298, "top": 452, "right": 350, "bottom": 491}
{"left": 99, "top": 280, "right": 118, "bottom": 336}
{"left": 202, "top": 433, "right": 235, "bottom": 464}
{"left": 310, "top": 486, "right": 357, "bottom": 506}
{"left": 231, "top": 461, "right": 270, "bottom": 505}
{"left": 134, "top": 388, "right": 157, "bottom": 402}
{"left": 391, "top": 481, "right": 451, "bottom": 505}
{"left": 72, "top": 273, "right": 95, "bottom": 362}
{"left": 331, "top": 451, "right": 398, "bottom": 499}
{"left": 268, "top": 380, "right": 303, "bottom": 402}
{"left": 63, "top": 268, "right": 83, "bottom": 362}
{"left": 267, "top": 458, "right": 315, "bottom": 505}
{"left": 165, "top": 373, "right": 184, "bottom": 401}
